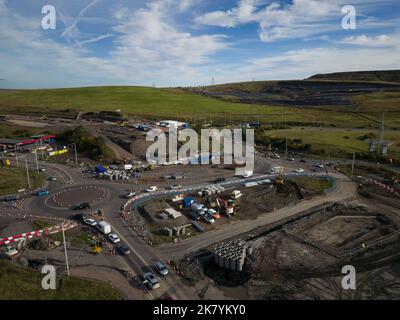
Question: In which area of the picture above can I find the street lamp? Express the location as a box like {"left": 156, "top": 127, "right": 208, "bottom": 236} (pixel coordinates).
{"left": 67, "top": 143, "right": 78, "bottom": 167}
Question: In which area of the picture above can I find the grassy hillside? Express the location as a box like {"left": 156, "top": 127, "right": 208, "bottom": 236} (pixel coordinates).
{"left": 0, "top": 83, "right": 399, "bottom": 128}
{"left": 0, "top": 260, "right": 122, "bottom": 300}
{"left": 309, "top": 70, "right": 400, "bottom": 83}
{"left": 258, "top": 128, "right": 400, "bottom": 160}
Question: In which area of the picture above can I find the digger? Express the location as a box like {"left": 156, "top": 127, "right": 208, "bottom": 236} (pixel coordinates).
{"left": 274, "top": 168, "right": 285, "bottom": 185}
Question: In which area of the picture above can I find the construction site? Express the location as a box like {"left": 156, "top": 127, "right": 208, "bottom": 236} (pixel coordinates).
{"left": 188, "top": 177, "right": 400, "bottom": 300}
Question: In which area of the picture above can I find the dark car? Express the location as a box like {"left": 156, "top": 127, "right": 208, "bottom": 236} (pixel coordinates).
{"left": 118, "top": 244, "right": 131, "bottom": 256}
{"left": 73, "top": 202, "right": 91, "bottom": 210}
{"left": 3, "top": 195, "right": 19, "bottom": 202}
{"left": 71, "top": 213, "right": 87, "bottom": 222}
{"left": 214, "top": 177, "right": 226, "bottom": 184}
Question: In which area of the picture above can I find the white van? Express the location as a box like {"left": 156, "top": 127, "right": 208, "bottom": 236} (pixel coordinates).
{"left": 96, "top": 221, "right": 111, "bottom": 235}
{"left": 231, "top": 190, "right": 243, "bottom": 199}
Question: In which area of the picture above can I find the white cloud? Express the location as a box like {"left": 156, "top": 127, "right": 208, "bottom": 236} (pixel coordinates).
{"left": 0, "top": 0, "right": 228, "bottom": 88}
{"left": 213, "top": 46, "right": 400, "bottom": 83}
{"left": 341, "top": 34, "right": 400, "bottom": 48}
{"left": 195, "top": 0, "right": 400, "bottom": 42}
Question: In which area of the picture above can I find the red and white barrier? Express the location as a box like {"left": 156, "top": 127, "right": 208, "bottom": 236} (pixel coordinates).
{"left": 365, "top": 178, "right": 400, "bottom": 197}
{"left": 0, "top": 221, "right": 77, "bottom": 246}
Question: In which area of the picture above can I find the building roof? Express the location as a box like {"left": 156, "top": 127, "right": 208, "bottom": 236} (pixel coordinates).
{"left": 164, "top": 208, "right": 182, "bottom": 219}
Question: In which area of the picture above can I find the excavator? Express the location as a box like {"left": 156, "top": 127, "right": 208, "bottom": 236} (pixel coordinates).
{"left": 274, "top": 167, "right": 285, "bottom": 185}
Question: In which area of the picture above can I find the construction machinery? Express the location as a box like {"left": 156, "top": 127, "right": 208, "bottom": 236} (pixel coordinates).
{"left": 117, "top": 121, "right": 129, "bottom": 127}
{"left": 91, "top": 240, "right": 103, "bottom": 254}
{"left": 274, "top": 167, "right": 285, "bottom": 185}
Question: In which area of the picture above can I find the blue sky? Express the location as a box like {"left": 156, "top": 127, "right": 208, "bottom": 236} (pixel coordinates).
{"left": 0, "top": 0, "right": 399, "bottom": 88}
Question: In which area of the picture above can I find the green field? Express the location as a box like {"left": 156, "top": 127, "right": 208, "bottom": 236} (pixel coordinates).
{"left": 0, "top": 260, "right": 122, "bottom": 300}
{"left": 261, "top": 128, "right": 400, "bottom": 160}
{"left": 0, "top": 86, "right": 397, "bottom": 128}
{"left": 0, "top": 167, "right": 45, "bottom": 195}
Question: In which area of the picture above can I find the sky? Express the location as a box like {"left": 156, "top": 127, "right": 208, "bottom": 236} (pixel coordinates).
{"left": 0, "top": 0, "right": 399, "bottom": 89}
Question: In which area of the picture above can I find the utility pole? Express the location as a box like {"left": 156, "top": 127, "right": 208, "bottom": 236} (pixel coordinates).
{"left": 34, "top": 143, "right": 39, "bottom": 173}
{"left": 73, "top": 143, "right": 78, "bottom": 168}
{"left": 285, "top": 136, "right": 288, "bottom": 158}
{"left": 14, "top": 145, "right": 19, "bottom": 167}
{"left": 351, "top": 152, "right": 356, "bottom": 177}
{"left": 25, "top": 159, "right": 31, "bottom": 188}
{"left": 62, "top": 223, "right": 70, "bottom": 277}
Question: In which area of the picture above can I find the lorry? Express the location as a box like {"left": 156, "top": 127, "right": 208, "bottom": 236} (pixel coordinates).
{"left": 96, "top": 221, "right": 111, "bottom": 235}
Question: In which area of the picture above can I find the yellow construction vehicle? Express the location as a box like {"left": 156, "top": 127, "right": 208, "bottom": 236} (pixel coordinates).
{"left": 117, "top": 121, "right": 128, "bottom": 127}
{"left": 91, "top": 240, "right": 103, "bottom": 254}
{"left": 274, "top": 167, "right": 285, "bottom": 185}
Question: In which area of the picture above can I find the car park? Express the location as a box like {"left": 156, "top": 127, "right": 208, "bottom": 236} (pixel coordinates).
{"left": 83, "top": 218, "right": 97, "bottom": 227}
{"left": 142, "top": 272, "right": 160, "bottom": 290}
{"left": 154, "top": 261, "right": 169, "bottom": 276}
{"left": 118, "top": 244, "right": 131, "bottom": 255}
{"left": 108, "top": 233, "right": 120, "bottom": 244}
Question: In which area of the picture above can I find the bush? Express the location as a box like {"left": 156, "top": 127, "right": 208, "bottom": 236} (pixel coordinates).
{"left": 59, "top": 126, "right": 115, "bottom": 163}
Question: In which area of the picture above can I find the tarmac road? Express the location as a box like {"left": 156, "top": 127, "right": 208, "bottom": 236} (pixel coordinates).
{"left": 1, "top": 154, "right": 359, "bottom": 300}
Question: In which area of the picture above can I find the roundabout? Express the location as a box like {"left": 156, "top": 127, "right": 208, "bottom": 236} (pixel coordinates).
{"left": 45, "top": 185, "right": 110, "bottom": 209}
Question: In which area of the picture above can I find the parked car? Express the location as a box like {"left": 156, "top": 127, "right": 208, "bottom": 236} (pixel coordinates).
{"left": 154, "top": 261, "right": 169, "bottom": 276}
{"left": 108, "top": 233, "right": 120, "bottom": 244}
{"left": 118, "top": 244, "right": 131, "bottom": 256}
{"left": 48, "top": 177, "right": 57, "bottom": 181}
{"left": 295, "top": 168, "right": 305, "bottom": 173}
{"left": 203, "top": 214, "right": 215, "bottom": 224}
{"left": 189, "top": 211, "right": 201, "bottom": 221}
{"left": 300, "top": 159, "right": 307, "bottom": 163}
{"left": 169, "top": 185, "right": 182, "bottom": 190}
{"left": 207, "top": 209, "right": 220, "bottom": 219}
{"left": 83, "top": 218, "right": 97, "bottom": 227}
{"left": 288, "top": 158, "right": 295, "bottom": 161}
{"left": 214, "top": 177, "right": 226, "bottom": 184}
{"left": 146, "top": 186, "right": 158, "bottom": 192}
{"left": 39, "top": 167, "right": 46, "bottom": 172}
{"left": 142, "top": 272, "right": 160, "bottom": 290}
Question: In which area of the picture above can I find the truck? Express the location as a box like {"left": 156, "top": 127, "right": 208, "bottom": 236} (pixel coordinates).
{"left": 96, "top": 221, "right": 111, "bottom": 235}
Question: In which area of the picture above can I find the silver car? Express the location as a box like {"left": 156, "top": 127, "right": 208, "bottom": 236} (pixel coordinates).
{"left": 143, "top": 272, "right": 160, "bottom": 289}
{"left": 154, "top": 261, "right": 169, "bottom": 276}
